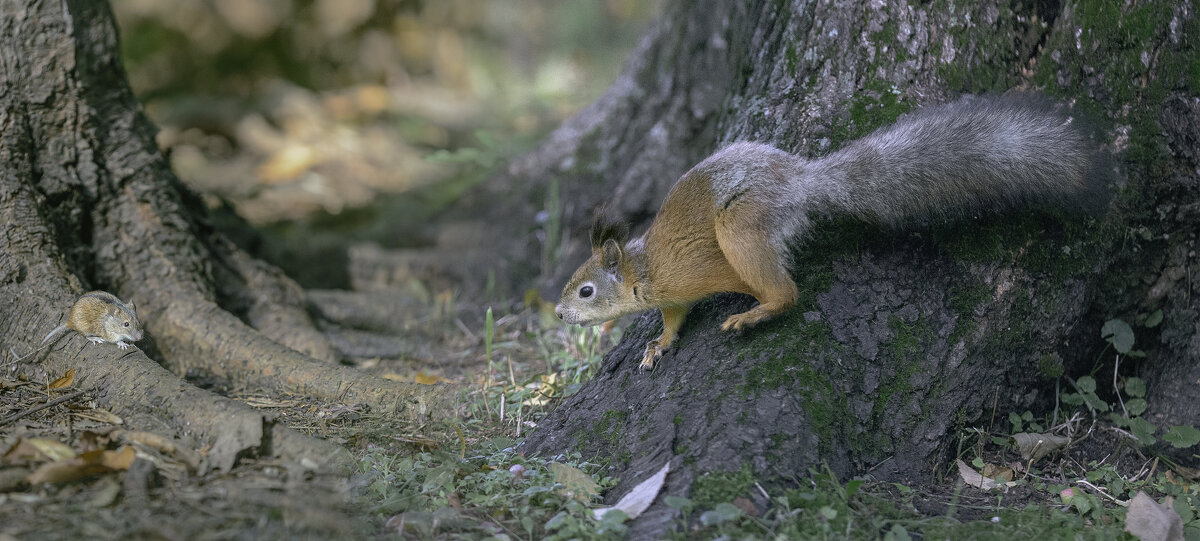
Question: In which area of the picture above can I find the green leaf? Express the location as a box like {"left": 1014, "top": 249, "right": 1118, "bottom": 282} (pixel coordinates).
{"left": 544, "top": 511, "right": 569, "bottom": 530}
{"left": 972, "top": 457, "right": 985, "bottom": 469}
{"left": 1101, "top": 319, "right": 1135, "bottom": 353}
{"left": 819, "top": 505, "right": 838, "bottom": 520}
{"left": 1061, "top": 393, "right": 1084, "bottom": 406}
{"left": 1129, "top": 418, "right": 1158, "bottom": 445}
{"left": 1176, "top": 497, "right": 1196, "bottom": 524}
{"left": 884, "top": 524, "right": 913, "bottom": 541}
{"left": 1076, "top": 375, "right": 1097, "bottom": 394}
{"left": 1126, "top": 377, "right": 1147, "bottom": 398}
{"left": 1145, "top": 309, "right": 1163, "bottom": 328}
{"left": 1164, "top": 426, "right": 1200, "bottom": 448}
{"left": 1008, "top": 411, "right": 1023, "bottom": 431}
{"left": 663, "top": 495, "right": 693, "bottom": 511}
{"left": 1082, "top": 392, "right": 1111, "bottom": 412}
{"left": 699, "top": 503, "right": 743, "bottom": 526}
{"left": 1127, "top": 398, "right": 1148, "bottom": 417}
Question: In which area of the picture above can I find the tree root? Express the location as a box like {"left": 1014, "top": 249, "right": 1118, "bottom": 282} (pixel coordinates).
{"left": 149, "top": 292, "right": 455, "bottom": 417}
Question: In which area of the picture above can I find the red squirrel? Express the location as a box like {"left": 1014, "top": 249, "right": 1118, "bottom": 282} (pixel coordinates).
{"left": 555, "top": 94, "right": 1109, "bottom": 370}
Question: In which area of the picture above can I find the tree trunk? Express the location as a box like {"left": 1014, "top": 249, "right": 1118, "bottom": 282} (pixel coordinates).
{"left": 0, "top": 0, "right": 451, "bottom": 474}
{"left": 470, "top": 0, "right": 1200, "bottom": 536}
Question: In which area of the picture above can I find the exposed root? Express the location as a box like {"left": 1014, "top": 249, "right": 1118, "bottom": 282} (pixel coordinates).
{"left": 150, "top": 291, "right": 455, "bottom": 417}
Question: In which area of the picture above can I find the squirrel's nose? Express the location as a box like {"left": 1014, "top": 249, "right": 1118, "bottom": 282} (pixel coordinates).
{"left": 554, "top": 308, "right": 563, "bottom": 320}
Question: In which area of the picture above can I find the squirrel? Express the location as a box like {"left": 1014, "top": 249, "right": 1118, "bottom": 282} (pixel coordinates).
{"left": 554, "top": 93, "right": 1111, "bottom": 371}
{"left": 6, "top": 291, "right": 144, "bottom": 365}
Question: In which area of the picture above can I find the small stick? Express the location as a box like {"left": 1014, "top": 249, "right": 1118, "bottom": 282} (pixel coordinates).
{"left": 0, "top": 389, "right": 87, "bottom": 427}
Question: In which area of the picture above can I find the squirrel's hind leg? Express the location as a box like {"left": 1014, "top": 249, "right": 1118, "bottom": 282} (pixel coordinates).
{"left": 714, "top": 221, "right": 799, "bottom": 331}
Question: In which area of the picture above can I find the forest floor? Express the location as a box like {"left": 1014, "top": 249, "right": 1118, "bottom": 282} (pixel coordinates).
{"left": 3, "top": 281, "right": 1196, "bottom": 539}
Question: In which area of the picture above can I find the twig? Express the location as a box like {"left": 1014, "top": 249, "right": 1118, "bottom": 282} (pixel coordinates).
{"left": 0, "top": 388, "right": 87, "bottom": 426}
{"left": 1113, "top": 354, "right": 1128, "bottom": 417}
{"left": 1075, "top": 479, "right": 1128, "bottom": 506}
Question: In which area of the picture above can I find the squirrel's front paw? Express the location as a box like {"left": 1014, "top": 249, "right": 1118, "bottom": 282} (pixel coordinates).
{"left": 639, "top": 341, "right": 664, "bottom": 371}
{"left": 116, "top": 342, "right": 130, "bottom": 350}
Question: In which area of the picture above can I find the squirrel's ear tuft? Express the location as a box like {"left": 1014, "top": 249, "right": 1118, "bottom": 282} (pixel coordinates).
{"left": 590, "top": 209, "right": 629, "bottom": 251}
{"left": 601, "top": 238, "right": 624, "bottom": 273}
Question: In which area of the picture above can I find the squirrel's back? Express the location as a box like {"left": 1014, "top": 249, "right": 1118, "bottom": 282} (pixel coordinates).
{"left": 699, "top": 93, "right": 1111, "bottom": 245}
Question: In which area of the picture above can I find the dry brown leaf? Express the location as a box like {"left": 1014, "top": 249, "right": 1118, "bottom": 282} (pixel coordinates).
{"left": 1011, "top": 432, "right": 1070, "bottom": 462}
{"left": 981, "top": 463, "right": 1014, "bottom": 482}
{"left": 48, "top": 368, "right": 75, "bottom": 390}
{"left": 26, "top": 445, "right": 137, "bottom": 485}
{"left": 3, "top": 438, "right": 44, "bottom": 463}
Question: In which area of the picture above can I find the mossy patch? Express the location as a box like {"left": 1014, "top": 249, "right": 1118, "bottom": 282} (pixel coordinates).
{"left": 830, "top": 79, "right": 914, "bottom": 148}
{"left": 869, "top": 316, "right": 932, "bottom": 427}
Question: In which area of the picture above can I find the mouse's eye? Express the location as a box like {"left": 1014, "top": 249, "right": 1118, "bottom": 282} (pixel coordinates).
{"left": 579, "top": 285, "right": 594, "bottom": 299}
{"left": 124, "top": 322, "right": 130, "bottom": 327}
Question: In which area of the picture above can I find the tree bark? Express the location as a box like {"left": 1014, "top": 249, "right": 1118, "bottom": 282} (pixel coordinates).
{"left": 0, "top": 0, "right": 451, "bottom": 473}
{"left": 475, "top": 0, "right": 1200, "bottom": 535}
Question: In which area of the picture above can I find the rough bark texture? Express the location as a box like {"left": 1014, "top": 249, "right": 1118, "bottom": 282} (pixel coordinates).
{"left": 0, "top": 0, "right": 450, "bottom": 474}
{"left": 455, "top": 0, "right": 1200, "bottom": 536}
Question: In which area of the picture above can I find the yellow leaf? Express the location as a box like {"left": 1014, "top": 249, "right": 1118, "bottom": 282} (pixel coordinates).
{"left": 256, "top": 144, "right": 318, "bottom": 184}
{"left": 99, "top": 445, "right": 136, "bottom": 470}
{"left": 414, "top": 372, "right": 451, "bottom": 385}
{"left": 28, "top": 438, "right": 76, "bottom": 461}
{"left": 549, "top": 462, "right": 599, "bottom": 502}
{"left": 48, "top": 368, "right": 75, "bottom": 390}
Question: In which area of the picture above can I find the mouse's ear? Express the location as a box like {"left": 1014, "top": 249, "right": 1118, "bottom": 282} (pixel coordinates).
{"left": 127, "top": 299, "right": 136, "bottom": 315}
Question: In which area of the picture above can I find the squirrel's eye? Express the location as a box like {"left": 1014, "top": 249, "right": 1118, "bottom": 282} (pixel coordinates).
{"left": 124, "top": 322, "right": 130, "bottom": 327}
{"left": 579, "top": 285, "right": 594, "bottom": 299}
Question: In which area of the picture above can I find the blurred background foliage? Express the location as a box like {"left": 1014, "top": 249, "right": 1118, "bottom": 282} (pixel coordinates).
{"left": 115, "top": 0, "right": 657, "bottom": 219}
{"left": 114, "top": 0, "right": 658, "bottom": 285}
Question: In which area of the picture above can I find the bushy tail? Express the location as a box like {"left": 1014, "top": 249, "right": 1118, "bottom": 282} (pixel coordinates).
{"left": 811, "top": 93, "right": 1113, "bottom": 226}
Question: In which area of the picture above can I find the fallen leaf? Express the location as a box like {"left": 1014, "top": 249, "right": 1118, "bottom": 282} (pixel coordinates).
{"left": 1125, "top": 491, "right": 1184, "bottom": 541}
{"left": 25, "top": 445, "right": 137, "bottom": 485}
{"left": 732, "top": 497, "right": 759, "bottom": 517}
{"left": 549, "top": 462, "right": 599, "bottom": 502}
{"left": 48, "top": 368, "right": 75, "bottom": 390}
{"left": 981, "top": 463, "right": 1014, "bottom": 482}
{"left": 414, "top": 372, "right": 451, "bottom": 385}
{"left": 257, "top": 144, "right": 318, "bottom": 183}
{"left": 956, "top": 459, "right": 1015, "bottom": 492}
{"left": 3, "top": 439, "right": 45, "bottom": 463}
{"left": 28, "top": 438, "right": 76, "bottom": 461}
{"left": 1011, "top": 432, "right": 1070, "bottom": 462}
{"left": 594, "top": 461, "right": 671, "bottom": 520}
{"left": 99, "top": 445, "right": 136, "bottom": 470}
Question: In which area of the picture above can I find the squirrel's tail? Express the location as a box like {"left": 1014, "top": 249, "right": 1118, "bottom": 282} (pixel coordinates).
{"left": 807, "top": 93, "right": 1113, "bottom": 227}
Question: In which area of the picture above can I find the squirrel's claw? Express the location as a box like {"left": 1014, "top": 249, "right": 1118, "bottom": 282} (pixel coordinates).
{"left": 639, "top": 341, "right": 664, "bottom": 371}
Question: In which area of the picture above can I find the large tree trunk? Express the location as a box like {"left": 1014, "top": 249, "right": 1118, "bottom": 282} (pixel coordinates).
{"left": 451, "top": 0, "right": 1200, "bottom": 536}
{"left": 0, "top": 1, "right": 451, "bottom": 475}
